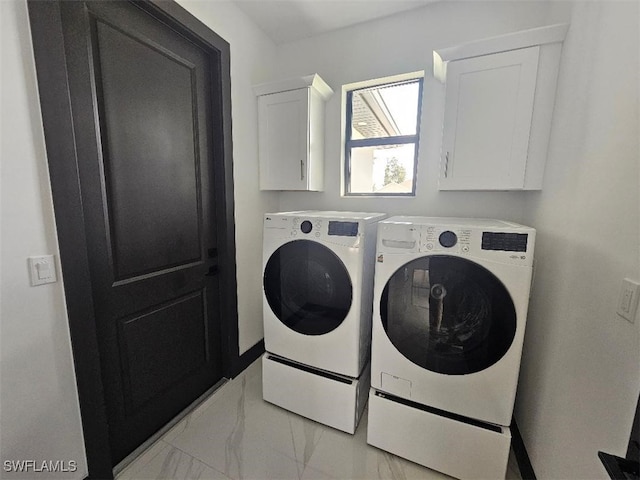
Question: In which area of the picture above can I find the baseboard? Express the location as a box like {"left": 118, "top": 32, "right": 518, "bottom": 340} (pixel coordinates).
{"left": 511, "top": 418, "right": 537, "bottom": 480}
{"left": 233, "top": 339, "right": 265, "bottom": 377}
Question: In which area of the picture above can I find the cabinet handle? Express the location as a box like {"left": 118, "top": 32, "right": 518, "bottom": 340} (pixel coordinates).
{"left": 300, "top": 160, "right": 305, "bottom": 181}
{"left": 444, "top": 152, "right": 449, "bottom": 178}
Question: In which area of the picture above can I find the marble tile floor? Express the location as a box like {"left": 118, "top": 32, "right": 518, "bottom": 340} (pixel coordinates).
{"left": 117, "top": 357, "right": 523, "bottom": 480}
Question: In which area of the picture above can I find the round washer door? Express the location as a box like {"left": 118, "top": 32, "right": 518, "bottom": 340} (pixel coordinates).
{"left": 264, "top": 240, "right": 353, "bottom": 335}
{"left": 380, "top": 255, "right": 516, "bottom": 375}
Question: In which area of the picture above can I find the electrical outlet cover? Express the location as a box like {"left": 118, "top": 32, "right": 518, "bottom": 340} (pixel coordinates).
{"left": 617, "top": 278, "right": 640, "bottom": 323}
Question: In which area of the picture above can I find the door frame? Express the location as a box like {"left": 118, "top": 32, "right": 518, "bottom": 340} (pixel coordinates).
{"left": 27, "top": 1, "right": 239, "bottom": 478}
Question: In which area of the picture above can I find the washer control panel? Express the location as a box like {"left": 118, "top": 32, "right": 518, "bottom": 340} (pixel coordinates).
{"left": 421, "top": 226, "right": 472, "bottom": 254}
{"left": 376, "top": 218, "right": 535, "bottom": 266}
{"left": 418, "top": 226, "right": 531, "bottom": 264}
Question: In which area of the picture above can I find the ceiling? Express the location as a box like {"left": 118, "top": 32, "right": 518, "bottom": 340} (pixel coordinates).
{"left": 231, "top": 0, "right": 440, "bottom": 45}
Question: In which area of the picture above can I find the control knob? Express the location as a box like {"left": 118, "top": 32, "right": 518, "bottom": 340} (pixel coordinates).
{"left": 439, "top": 231, "right": 458, "bottom": 248}
{"left": 300, "top": 220, "right": 313, "bottom": 234}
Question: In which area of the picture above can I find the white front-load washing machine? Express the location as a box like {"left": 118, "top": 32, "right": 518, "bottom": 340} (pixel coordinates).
{"left": 262, "top": 211, "right": 386, "bottom": 433}
{"left": 367, "top": 216, "right": 535, "bottom": 479}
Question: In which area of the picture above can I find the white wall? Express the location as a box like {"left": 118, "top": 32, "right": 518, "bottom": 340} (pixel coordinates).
{"left": 3, "top": 0, "right": 638, "bottom": 477}
{"left": 176, "top": 1, "right": 280, "bottom": 354}
{"left": 273, "top": 2, "right": 640, "bottom": 477}
{"left": 515, "top": 1, "right": 640, "bottom": 478}
{"left": 0, "top": 0, "right": 277, "bottom": 475}
{"left": 0, "top": 1, "right": 87, "bottom": 478}
{"left": 274, "top": 1, "right": 561, "bottom": 222}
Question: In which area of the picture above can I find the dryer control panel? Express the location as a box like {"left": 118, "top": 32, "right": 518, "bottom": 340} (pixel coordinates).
{"left": 264, "top": 215, "right": 363, "bottom": 248}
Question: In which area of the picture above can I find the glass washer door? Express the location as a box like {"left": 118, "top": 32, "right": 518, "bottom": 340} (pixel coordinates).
{"left": 380, "top": 255, "right": 516, "bottom": 375}
{"left": 264, "top": 240, "right": 353, "bottom": 335}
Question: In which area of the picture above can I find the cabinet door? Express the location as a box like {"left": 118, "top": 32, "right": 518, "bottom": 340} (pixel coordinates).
{"left": 440, "top": 46, "right": 539, "bottom": 190}
{"left": 258, "top": 88, "right": 309, "bottom": 190}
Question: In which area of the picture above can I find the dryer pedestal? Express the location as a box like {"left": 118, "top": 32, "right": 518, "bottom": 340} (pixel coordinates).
{"left": 262, "top": 353, "right": 369, "bottom": 434}
{"left": 367, "top": 389, "right": 511, "bottom": 480}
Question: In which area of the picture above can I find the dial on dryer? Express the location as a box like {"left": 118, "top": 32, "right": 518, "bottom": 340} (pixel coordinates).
{"left": 300, "top": 220, "right": 313, "bottom": 234}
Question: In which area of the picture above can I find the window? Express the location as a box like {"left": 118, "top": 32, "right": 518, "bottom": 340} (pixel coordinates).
{"left": 344, "top": 76, "right": 424, "bottom": 196}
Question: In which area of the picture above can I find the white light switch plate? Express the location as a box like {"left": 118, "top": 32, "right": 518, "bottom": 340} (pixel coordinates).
{"left": 617, "top": 278, "right": 639, "bottom": 323}
{"left": 28, "top": 255, "right": 57, "bottom": 286}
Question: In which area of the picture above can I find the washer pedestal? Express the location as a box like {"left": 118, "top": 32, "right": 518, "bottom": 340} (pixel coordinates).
{"left": 367, "top": 389, "right": 511, "bottom": 479}
{"left": 262, "top": 353, "right": 369, "bottom": 434}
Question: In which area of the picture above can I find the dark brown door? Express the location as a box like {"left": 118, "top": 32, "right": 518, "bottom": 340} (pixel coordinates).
{"left": 59, "top": 1, "right": 224, "bottom": 464}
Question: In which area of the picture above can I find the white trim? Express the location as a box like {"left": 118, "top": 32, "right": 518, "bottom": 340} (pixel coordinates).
{"left": 342, "top": 70, "right": 425, "bottom": 93}
{"left": 253, "top": 73, "right": 334, "bottom": 99}
{"left": 433, "top": 23, "right": 569, "bottom": 83}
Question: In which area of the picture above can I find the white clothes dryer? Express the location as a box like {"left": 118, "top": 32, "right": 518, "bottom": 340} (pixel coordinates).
{"left": 262, "top": 211, "right": 385, "bottom": 434}
{"left": 262, "top": 211, "right": 385, "bottom": 377}
{"left": 367, "top": 216, "right": 535, "bottom": 479}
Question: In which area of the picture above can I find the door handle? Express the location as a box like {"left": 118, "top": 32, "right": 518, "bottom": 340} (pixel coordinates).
{"left": 205, "top": 265, "right": 219, "bottom": 276}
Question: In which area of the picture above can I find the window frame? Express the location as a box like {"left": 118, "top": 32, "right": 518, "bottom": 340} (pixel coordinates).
{"left": 344, "top": 77, "right": 424, "bottom": 197}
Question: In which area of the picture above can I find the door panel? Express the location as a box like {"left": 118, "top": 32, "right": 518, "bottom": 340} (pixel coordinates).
{"left": 380, "top": 255, "right": 516, "bottom": 375}
{"left": 59, "top": 0, "right": 223, "bottom": 464}
{"left": 258, "top": 88, "right": 309, "bottom": 190}
{"left": 118, "top": 290, "right": 208, "bottom": 412}
{"left": 95, "top": 19, "right": 202, "bottom": 280}
{"left": 440, "top": 46, "right": 539, "bottom": 190}
{"left": 263, "top": 240, "right": 353, "bottom": 335}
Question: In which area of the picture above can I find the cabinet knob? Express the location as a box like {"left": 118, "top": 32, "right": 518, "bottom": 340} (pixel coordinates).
{"left": 300, "top": 159, "right": 305, "bottom": 181}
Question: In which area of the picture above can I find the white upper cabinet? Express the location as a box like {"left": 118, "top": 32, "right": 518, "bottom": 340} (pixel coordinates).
{"left": 434, "top": 24, "right": 568, "bottom": 190}
{"left": 254, "top": 74, "right": 333, "bottom": 191}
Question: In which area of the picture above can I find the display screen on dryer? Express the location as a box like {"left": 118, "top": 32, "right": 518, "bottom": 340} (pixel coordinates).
{"left": 328, "top": 221, "right": 358, "bottom": 237}
{"left": 380, "top": 255, "right": 516, "bottom": 375}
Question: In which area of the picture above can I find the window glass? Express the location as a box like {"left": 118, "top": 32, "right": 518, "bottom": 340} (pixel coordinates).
{"left": 349, "top": 144, "right": 415, "bottom": 194}
{"left": 345, "top": 77, "right": 423, "bottom": 196}
{"left": 350, "top": 81, "right": 421, "bottom": 139}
